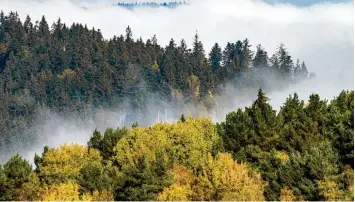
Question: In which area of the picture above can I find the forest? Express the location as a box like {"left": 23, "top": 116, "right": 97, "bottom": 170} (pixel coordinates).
{"left": 0, "top": 11, "right": 314, "bottom": 153}
{"left": 0, "top": 11, "right": 352, "bottom": 201}
{"left": 0, "top": 89, "right": 353, "bottom": 201}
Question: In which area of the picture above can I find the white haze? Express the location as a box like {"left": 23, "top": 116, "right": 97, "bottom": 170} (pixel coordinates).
{"left": 0, "top": 0, "right": 353, "bottom": 164}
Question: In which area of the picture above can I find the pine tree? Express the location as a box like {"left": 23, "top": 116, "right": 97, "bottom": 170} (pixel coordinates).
{"left": 2, "top": 155, "right": 33, "bottom": 200}
{"left": 301, "top": 61, "right": 309, "bottom": 78}
{"left": 115, "top": 154, "right": 172, "bottom": 201}
{"left": 191, "top": 32, "right": 211, "bottom": 96}
{"left": 208, "top": 43, "right": 222, "bottom": 73}
{"left": 180, "top": 114, "right": 186, "bottom": 122}
{"left": 241, "top": 38, "right": 253, "bottom": 72}
{"left": 253, "top": 44, "right": 269, "bottom": 69}
{"left": 38, "top": 15, "right": 50, "bottom": 38}
{"left": 294, "top": 59, "right": 301, "bottom": 81}
{"left": 277, "top": 44, "right": 293, "bottom": 80}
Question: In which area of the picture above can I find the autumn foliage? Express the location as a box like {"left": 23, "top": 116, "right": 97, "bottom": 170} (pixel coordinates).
{"left": 0, "top": 90, "right": 353, "bottom": 201}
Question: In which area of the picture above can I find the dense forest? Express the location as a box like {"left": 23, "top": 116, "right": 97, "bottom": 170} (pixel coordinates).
{"left": 0, "top": 11, "right": 315, "bottom": 154}
{"left": 2, "top": 10, "right": 352, "bottom": 201}
{"left": 0, "top": 89, "right": 353, "bottom": 201}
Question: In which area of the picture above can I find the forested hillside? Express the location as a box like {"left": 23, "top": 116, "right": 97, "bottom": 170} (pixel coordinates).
{"left": 0, "top": 89, "right": 353, "bottom": 201}
{"left": 0, "top": 11, "right": 314, "bottom": 152}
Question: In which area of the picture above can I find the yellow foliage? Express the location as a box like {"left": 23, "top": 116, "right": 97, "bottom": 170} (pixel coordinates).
{"left": 275, "top": 151, "right": 290, "bottom": 164}
{"left": 40, "top": 181, "right": 80, "bottom": 201}
{"left": 195, "top": 153, "right": 265, "bottom": 201}
{"left": 208, "top": 90, "right": 214, "bottom": 98}
{"left": 342, "top": 166, "right": 354, "bottom": 200}
{"left": 170, "top": 165, "right": 194, "bottom": 185}
{"left": 157, "top": 165, "right": 195, "bottom": 201}
{"left": 114, "top": 117, "right": 220, "bottom": 171}
{"left": 81, "top": 189, "right": 114, "bottom": 201}
{"left": 171, "top": 88, "right": 184, "bottom": 103}
{"left": 188, "top": 74, "right": 200, "bottom": 99}
{"left": 157, "top": 184, "right": 193, "bottom": 201}
{"left": 159, "top": 153, "right": 265, "bottom": 201}
{"left": 345, "top": 184, "right": 354, "bottom": 201}
{"left": 40, "top": 143, "right": 102, "bottom": 184}
{"left": 58, "top": 69, "right": 76, "bottom": 80}
{"left": 317, "top": 178, "right": 344, "bottom": 201}
{"left": 20, "top": 46, "right": 30, "bottom": 58}
{"left": 0, "top": 43, "right": 7, "bottom": 54}
{"left": 280, "top": 186, "right": 296, "bottom": 202}
{"left": 151, "top": 60, "right": 159, "bottom": 71}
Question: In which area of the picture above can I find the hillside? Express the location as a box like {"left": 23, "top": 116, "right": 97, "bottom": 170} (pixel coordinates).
{"left": 0, "top": 11, "right": 315, "bottom": 157}
{"left": 0, "top": 89, "right": 353, "bottom": 201}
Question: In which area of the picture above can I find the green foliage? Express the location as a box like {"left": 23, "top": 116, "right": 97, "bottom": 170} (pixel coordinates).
{"left": 0, "top": 90, "right": 352, "bottom": 201}
{"left": 326, "top": 90, "right": 354, "bottom": 166}
{"left": 88, "top": 127, "right": 128, "bottom": 161}
{"left": 219, "top": 90, "right": 354, "bottom": 201}
{"left": 0, "top": 11, "right": 351, "bottom": 201}
{"left": 180, "top": 114, "right": 186, "bottom": 122}
{"left": 0, "top": 12, "right": 313, "bottom": 156}
{"left": 1, "top": 155, "right": 33, "bottom": 200}
{"left": 114, "top": 153, "right": 173, "bottom": 201}
{"left": 78, "top": 163, "right": 113, "bottom": 194}
{"left": 0, "top": 165, "right": 6, "bottom": 200}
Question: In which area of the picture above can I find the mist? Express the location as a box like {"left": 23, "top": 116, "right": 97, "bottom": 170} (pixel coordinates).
{"left": 0, "top": 0, "right": 353, "bottom": 165}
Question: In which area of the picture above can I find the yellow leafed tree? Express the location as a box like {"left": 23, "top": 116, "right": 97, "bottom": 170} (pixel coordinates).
{"left": 57, "top": 69, "right": 76, "bottom": 80}
{"left": 275, "top": 151, "right": 290, "bottom": 164}
{"left": 81, "top": 189, "right": 114, "bottom": 201}
{"left": 40, "top": 181, "right": 80, "bottom": 201}
{"left": 39, "top": 143, "right": 102, "bottom": 184}
{"left": 194, "top": 152, "right": 265, "bottom": 201}
{"left": 187, "top": 74, "right": 200, "bottom": 100}
{"left": 158, "top": 153, "right": 265, "bottom": 201}
{"left": 280, "top": 186, "right": 296, "bottom": 202}
{"left": 157, "top": 184, "right": 192, "bottom": 201}
{"left": 157, "top": 165, "right": 194, "bottom": 201}
{"left": 151, "top": 60, "right": 159, "bottom": 71}
{"left": 114, "top": 118, "right": 220, "bottom": 171}
{"left": 317, "top": 178, "right": 344, "bottom": 201}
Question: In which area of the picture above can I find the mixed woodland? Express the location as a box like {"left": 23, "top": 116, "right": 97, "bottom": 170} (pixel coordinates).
{"left": 0, "top": 11, "right": 313, "bottom": 149}
{"left": 0, "top": 89, "right": 353, "bottom": 201}
{"left": 0, "top": 11, "right": 353, "bottom": 201}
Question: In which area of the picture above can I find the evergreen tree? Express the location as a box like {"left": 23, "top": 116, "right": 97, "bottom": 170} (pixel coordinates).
{"left": 114, "top": 154, "right": 172, "bottom": 201}
{"left": 300, "top": 61, "right": 309, "bottom": 78}
{"left": 253, "top": 44, "right": 269, "bottom": 69}
{"left": 209, "top": 43, "right": 222, "bottom": 73}
{"left": 180, "top": 114, "right": 186, "bottom": 122}
{"left": 241, "top": 38, "right": 253, "bottom": 72}
{"left": 277, "top": 44, "right": 293, "bottom": 80}
{"left": 2, "top": 155, "right": 33, "bottom": 200}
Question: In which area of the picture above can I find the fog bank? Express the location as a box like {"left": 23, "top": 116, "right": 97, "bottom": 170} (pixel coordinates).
{"left": 0, "top": 0, "right": 353, "bottom": 164}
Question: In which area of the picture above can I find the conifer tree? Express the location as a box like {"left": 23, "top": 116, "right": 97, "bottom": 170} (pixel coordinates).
{"left": 209, "top": 43, "right": 222, "bottom": 73}
{"left": 253, "top": 44, "right": 269, "bottom": 69}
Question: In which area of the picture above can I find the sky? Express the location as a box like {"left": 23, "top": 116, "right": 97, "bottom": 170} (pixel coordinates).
{"left": 1, "top": 0, "right": 354, "bottom": 164}
{"left": 264, "top": 0, "right": 352, "bottom": 7}
{"left": 32, "top": 0, "right": 354, "bottom": 6}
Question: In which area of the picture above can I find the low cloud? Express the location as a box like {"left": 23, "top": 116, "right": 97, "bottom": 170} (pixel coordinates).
{"left": 0, "top": 0, "right": 353, "bottom": 164}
